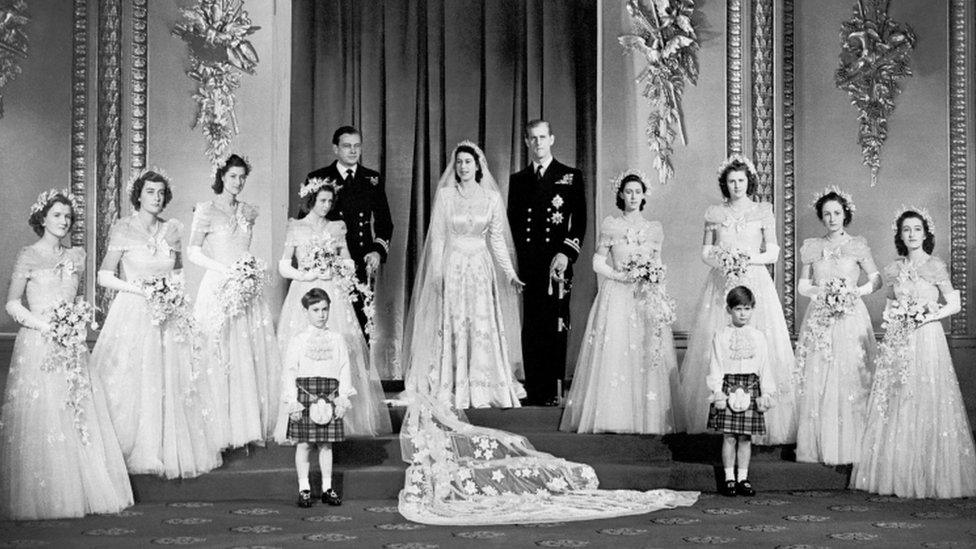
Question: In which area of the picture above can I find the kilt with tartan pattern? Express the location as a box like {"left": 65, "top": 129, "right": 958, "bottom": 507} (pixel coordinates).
{"left": 287, "top": 377, "right": 345, "bottom": 443}
{"left": 707, "top": 373, "right": 766, "bottom": 435}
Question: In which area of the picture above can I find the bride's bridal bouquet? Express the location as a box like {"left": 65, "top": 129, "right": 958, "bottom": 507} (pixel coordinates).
{"left": 623, "top": 252, "right": 677, "bottom": 328}
{"left": 42, "top": 298, "right": 98, "bottom": 444}
{"left": 307, "top": 236, "right": 377, "bottom": 338}
{"left": 217, "top": 254, "right": 269, "bottom": 320}
{"left": 139, "top": 273, "right": 197, "bottom": 341}
{"left": 713, "top": 247, "right": 751, "bottom": 288}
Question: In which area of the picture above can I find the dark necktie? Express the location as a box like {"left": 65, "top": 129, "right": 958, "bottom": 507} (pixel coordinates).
{"left": 535, "top": 164, "right": 543, "bottom": 182}
{"left": 345, "top": 169, "right": 354, "bottom": 185}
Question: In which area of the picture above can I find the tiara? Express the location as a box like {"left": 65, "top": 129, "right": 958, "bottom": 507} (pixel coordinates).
{"left": 211, "top": 153, "right": 253, "bottom": 178}
{"left": 891, "top": 205, "right": 935, "bottom": 232}
{"left": 717, "top": 153, "right": 757, "bottom": 178}
{"left": 610, "top": 169, "right": 649, "bottom": 193}
{"left": 30, "top": 188, "right": 83, "bottom": 215}
{"left": 125, "top": 167, "right": 172, "bottom": 195}
{"left": 299, "top": 177, "right": 334, "bottom": 198}
{"left": 810, "top": 185, "right": 856, "bottom": 212}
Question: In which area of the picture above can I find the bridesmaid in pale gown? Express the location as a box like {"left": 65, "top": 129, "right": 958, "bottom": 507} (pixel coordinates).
{"left": 677, "top": 154, "right": 797, "bottom": 444}
{"left": 560, "top": 171, "right": 678, "bottom": 434}
{"left": 1, "top": 189, "right": 133, "bottom": 519}
{"left": 188, "top": 154, "right": 281, "bottom": 449}
{"left": 794, "top": 188, "right": 880, "bottom": 465}
{"left": 275, "top": 179, "right": 391, "bottom": 437}
{"left": 852, "top": 209, "right": 976, "bottom": 498}
{"left": 91, "top": 170, "right": 222, "bottom": 479}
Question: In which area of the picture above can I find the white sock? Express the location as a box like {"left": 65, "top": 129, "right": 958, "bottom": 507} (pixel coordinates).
{"left": 724, "top": 467, "right": 735, "bottom": 482}
{"left": 295, "top": 443, "right": 311, "bottom": 491}
{"left": 319, "top": 444, "right": 333, "bottom": 491}
{"left": 737, "top": 468, "right": 749, "bottom": 482}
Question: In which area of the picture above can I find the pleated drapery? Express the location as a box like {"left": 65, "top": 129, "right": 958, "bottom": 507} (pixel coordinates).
{"left": 290, "top": 0, "right": 597, "bottom": 380}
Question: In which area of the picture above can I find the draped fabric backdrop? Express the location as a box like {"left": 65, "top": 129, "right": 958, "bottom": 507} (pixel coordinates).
{"left": 290, "top": 0, "right": 598, "bottom": 380}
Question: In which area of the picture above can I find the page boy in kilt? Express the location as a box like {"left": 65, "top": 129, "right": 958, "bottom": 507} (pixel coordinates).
{"left": 275, "top": 288, "right": 356, "bottom": 508}
{"left": 706, "top": 286, "right": 776, "bottom": 497}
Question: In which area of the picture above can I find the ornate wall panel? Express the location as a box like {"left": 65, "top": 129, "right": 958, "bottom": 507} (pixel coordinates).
{"left": 780, "top": 0, "right": 796, "bottom": 334}
{"left": 751, "top": 0, "right": 773, "bottom": 203}
{"left": 96, "top": 0, "right": 122, "bottom": 314}
{"left": 948, "top": 0, "right": 970, "bottom": 336}
{"left": 131, "top": 0, "right": 147, "bottom": 174}
{"left": 726, "top": 0, "right": 744, "bottom": 155}
{"left": 71, "top": 0, "right": 89, "bottom": 249}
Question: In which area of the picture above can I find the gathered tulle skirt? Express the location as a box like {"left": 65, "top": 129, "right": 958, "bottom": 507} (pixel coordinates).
{"left": 195, "top": 270, "right": 281, "bottom": 449}
{"left": 851, "top": 323, "right": 976, "bottom": 498}
{"left": 0, "top": 329, "right": 134, "bottom": 519}
{"left": 91, "top": 293, "right": 222, "bottom": 479}
{"left": 560, "top": 278, "right": 677, "bottom": 434}
{"left": 274, "top": 278, "right": 391, "bottom": 440}
{"left": 677, "top": 266, "right": 797, "bottom": 444}
{"left": 794, "top": 300, "right": 875, "bottom": 464}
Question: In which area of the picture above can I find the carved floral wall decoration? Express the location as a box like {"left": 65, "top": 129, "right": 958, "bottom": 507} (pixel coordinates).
{"left": 173, "top": 0, "right": 260, "bottom": 164}
{"left": 619, "top": 0, "right": 699, "bottom": 184}
{"left": 0, "top": 0, "right": 29, "bottom": 119}
{"left": 835, "top": 0, "right": 916, "bottom": 186}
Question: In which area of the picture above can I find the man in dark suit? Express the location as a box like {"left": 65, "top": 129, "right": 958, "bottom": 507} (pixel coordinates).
{"left": 305, "top": 126, "right": 393, "bottom": 339}
{"left": 508, "top": 120, "right": 586, "bottom": 406}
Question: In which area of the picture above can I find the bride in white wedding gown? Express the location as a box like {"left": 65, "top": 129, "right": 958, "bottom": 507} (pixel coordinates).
{"left": 397, "top": 142, "right": 697, "bottom": 525}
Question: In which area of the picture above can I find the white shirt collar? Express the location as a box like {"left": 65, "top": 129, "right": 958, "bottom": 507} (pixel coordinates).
{"left": 337, "top": 162, "right": 357, "bottom": 179}
{"left": 532, "top": 156, "right": 554, "bottom": 176}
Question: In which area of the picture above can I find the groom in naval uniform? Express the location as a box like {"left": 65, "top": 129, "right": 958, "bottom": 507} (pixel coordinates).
{"left": 305, "top": 126, "right": 393, "bottom": 340}
{"left": 508, "top": 120, "right": 586, "bottom": 406}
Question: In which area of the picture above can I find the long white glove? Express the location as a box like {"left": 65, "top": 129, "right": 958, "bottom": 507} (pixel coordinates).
{"left": 929, "top": 290, "right": 961, "bottom": 321}
{"left": 701, "top": 244, "right": 721, "bottom": 268}
{"left": 187, "top": 245, "right": 228, "bottom": 275}
{"left": 592, "top": 253, "right": 626, "bottom": 281}
{"left": 750, "top": 243, "right": 780, "bottom": 265}
{"left": 278, "top": 258, "right": 315, "bottom": 282}
{"left": 797, "top": 278, "right": 819, "bottom": 298}
{"left": 5, "top": 300, "right": 50, "bottom": 331}
{"left": 856, "top": 271, "right": 880, "bottom": 297}
{"left": 97, "top": 270, "right": 142, "bottom": 295}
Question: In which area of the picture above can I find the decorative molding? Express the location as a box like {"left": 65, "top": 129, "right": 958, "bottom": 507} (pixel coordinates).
{"left": 726, "top": 0, "right": 743, "bottom": 155}
{"left": 750, "top": 0, "right": 773, "bottom": 203}
{"left": 130, "top": 0, "right": 147, "bottom": 174}
{"left": 71, "top": 0, "right": 89, "bottom": 249}
{"left": 96, "top": 0, "right": 123, "bottom": 315}
{"left": 948, "top": 0, "right": 969, "bottom": 335}
{"left": 781, "top": 0, "right": 796, "bottom": 334}
{"left": 0, "top": 0, "right": 30, "bottom": 119}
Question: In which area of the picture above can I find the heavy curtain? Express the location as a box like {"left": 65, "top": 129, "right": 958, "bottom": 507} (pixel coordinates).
{"left": 290, "top": 0, "right": 597, "bottom": 380}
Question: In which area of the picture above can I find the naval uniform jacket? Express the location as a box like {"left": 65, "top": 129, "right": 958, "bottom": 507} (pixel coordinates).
{"left": 305, "top": 161, "right": 393, "bottom": 281}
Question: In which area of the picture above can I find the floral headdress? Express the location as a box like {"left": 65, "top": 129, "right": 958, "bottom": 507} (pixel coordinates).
{"left": 30, "top": 188, "right": 82, "bottom": 215}
{"left": 299, "top": 177, "right": 334, "bottom": 198}
{"left": 810, "top": 185, "right": 856, "bottom": 212}
{"left": 125, "top": 167, "right": 172, "bottom": 195}
{"left": 211, "top": 153, "right": 253, "bottom": 179}
{"left": 891, "top": 205, "right": 935, "bottom": 233}
{"left": 609, "top": 169, "right": 649, "bottom": 194}
{"left": 717, "top": 153, "right": 757, "bottom": 179}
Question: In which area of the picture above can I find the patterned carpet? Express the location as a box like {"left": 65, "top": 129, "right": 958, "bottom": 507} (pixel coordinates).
{"left": 2, "top": 491, "right": 975, "bottom": 548}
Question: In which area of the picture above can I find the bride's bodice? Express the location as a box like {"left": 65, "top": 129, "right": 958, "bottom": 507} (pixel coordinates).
{"left": 800, "top": 235, "right": 872, "bottom": 285}
{"left": 439, "top": 187, "right": 516, "bottom": 278}
{"left": 107, "top": 215, "right": 183, "bottom": 280}
{"left": 190, "top": 200, "right": 258, "bottom": 263}
{"left": 885, "top": 256, "right": 950, "bottom": 307}
{"left": 598, "top": 215, "right": 663, "bottom": 270}
{"left": 705, "top": 201, "right": 775, "bottom": 254}
{"left": 284, "top": 218, "right": 348, "bottom": 270}
{"left": 12, "top": 246, "right": 85, "bottom": 313}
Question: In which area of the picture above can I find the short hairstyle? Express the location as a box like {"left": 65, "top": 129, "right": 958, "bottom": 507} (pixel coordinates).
{"left": 894, "top": 211, "right": 935, "bottom": 256}
{"left": 129, "top": 170, "right": 173, "bottom": 210}
{"left": 332, "top": 126, "right": 361, "bottom": 146}
{"left": 814, "top": 191, "right": 854, "bottom": 227}
{"left": 453, "top": 144, "right": 484, "bottom": 183}
{"left": 718, "top": 160, "right": 758, "bottom": 200}
{"left": 524, "top": 119, "right": 551, "bottom": 138}
{"left": 301, "top": 287, "right": 332, "bottom": 309}
{"left": 212, "top": 154, "right": 251, "bottom": 194}
{"left": 298, "top": 183, "right": 336, "bottom": 219}
{"left": 615, "top": 173, "right": 648, "bottom": 211}
{"left": 28, "top": 195, "right": 74, "bottom": 237}
{"left": 726, "top": 285, "right": 756, "bottom": 308}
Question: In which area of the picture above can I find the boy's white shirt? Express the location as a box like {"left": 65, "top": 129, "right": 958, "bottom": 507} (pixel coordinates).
{"left": 280, "top": 325, "right": 357, "bottom": 414}
{"left": 706, "top": 324, "right": 776, "bottom": 398}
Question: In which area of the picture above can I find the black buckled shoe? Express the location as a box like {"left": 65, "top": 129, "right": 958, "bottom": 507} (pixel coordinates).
{"left": 719, "top": 480, "right": 737, "bottom": 497}
{"left": 297, "top": 489, "right": 313, "bottom": 508}
{"left": 736, "top": 480, "right": 756, "bottom": 497}
{"left": 322, "top": 488, "right": 342, "bottom": 506}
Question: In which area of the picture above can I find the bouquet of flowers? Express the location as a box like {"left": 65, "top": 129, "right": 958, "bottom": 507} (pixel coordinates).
{"left": 217, "top": 253, "right": 269, "bottom": 320}
{"left": 41, "top": 298, "right": 98, "bottom": 445}
{"left": 872, "top": 294, "right": 937, "bottom": 417}
{"left": 306, "top": 236, "right": 377, "bottom": 338}
{"left": 713, "top": 247, "right": 751, "bottom": 288}
{"left": 623, "top": 252, "right": 666, "bottom": 285}
{"left": 139, "top": 273, "right": 197, "bottom": 341}
{"left": 623, "top": 253, "right": 677, "bottom": 329}
{"left": 817, "top": 278, "right": 859, "bottom": 320}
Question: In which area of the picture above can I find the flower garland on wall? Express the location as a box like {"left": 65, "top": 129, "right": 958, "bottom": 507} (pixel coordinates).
{"left": 0, "top": 0, "right": 30, "bottom": 119}
{"left": 618, "top": 0, "right": 699, "bottom": 184}
{"left": 173, "top": 0, "right": 260, "bottom": 164}
{"left": 835, "top": 0, "right": 916, "bottom": 187}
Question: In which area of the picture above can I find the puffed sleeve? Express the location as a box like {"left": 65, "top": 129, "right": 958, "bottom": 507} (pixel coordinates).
{"left": 597, "top": 216, "right": 617, "bottom": 250}
{"left": 11, "top": 247, "right": 33, "bottom": 280}
{"left": 799, "top": 238, "right": 821, "bottom": 265}
{"left": 164, "top": 219, "right": 184, "bottom": 250}
{"left": 190, "top": 201, "right": 212, "bottom": 238}
{"left": 67, "top": 247, "right": 86, "bottom": 274}
{"left": 646, "top": 220, "right": 664, "bottom": 253}
{"left": 703, "top": 205, "right": 725, "bottom": 229}
{"left": 756, "top": 202, "right": 776, "bottom": 230}
{"left": 107, "top": 218, "right": 131, "bottom": 252}
{"left": 487, "top": 192, "right": 517, "bottom": 280}
{"left": 284, "top": 218, "right": 301, "bottom": 248}
{"left": 242, "top": 202, "right": 259, "bottom": 227}
{"left": 848, "top": 235, "right": 871, "bottom": 262}
{"left": 922, "top": 256, "right": 953, "bottom": 296}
